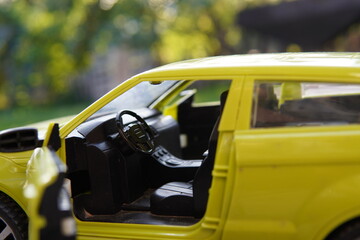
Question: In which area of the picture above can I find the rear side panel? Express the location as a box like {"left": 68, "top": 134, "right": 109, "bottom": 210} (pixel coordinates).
{"left": 223, "top": 75, "right": 360, "bottom": 240}
{"left": 226, "top": 126, "right": 360, "bottom": 240}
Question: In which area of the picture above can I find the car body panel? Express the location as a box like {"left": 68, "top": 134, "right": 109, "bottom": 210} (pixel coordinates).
{"left": 0, "top": 164, "right": 28, "bottom": 211}
{"left": 139, "top": 53, "right": 360, "bottom": 80}
{"left": 24, "top": 123, "right": 75, "bottom": 240}
{"left": 222, "top": 73, "right": 360, "bottom": 240}
{"left": 0, "top": 114, "right": 76, "bottom": 213}
{"left": 40, "top": 53, "right": 360, "bottom": 240}
{"left": 1, "top": 53, "right": 360, "bottom": 239}
{"left": 225, "top": 130, "right": 360, "bottom": 240}
{"left": 24, "top": 146, "right": 60, "bottom": 239}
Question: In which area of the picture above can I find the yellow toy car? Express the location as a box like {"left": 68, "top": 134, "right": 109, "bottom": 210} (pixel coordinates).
{"left": 1, "top": 52, "right": 360, "bottom": 240}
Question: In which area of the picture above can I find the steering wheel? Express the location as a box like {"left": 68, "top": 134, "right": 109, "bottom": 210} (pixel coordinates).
{"left": 115, "top": 110, "right": 155, "bottom": 154}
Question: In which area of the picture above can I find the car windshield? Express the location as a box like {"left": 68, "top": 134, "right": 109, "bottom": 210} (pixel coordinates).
{"left": 90, "top": 80, "right": 179, "bottom": 118}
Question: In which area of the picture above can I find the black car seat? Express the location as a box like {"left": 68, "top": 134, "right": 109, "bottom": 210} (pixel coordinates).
{"left": 150, "top": 90, "right": 228, "bottom": 218}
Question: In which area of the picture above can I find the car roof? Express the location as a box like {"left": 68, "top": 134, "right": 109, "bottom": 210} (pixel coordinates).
{"left": 138, "top": 52, "right": 360, "bottom": 79}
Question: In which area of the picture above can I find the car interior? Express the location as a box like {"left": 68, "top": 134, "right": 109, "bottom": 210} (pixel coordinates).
{"left": 65, "top": 80, "right": 230, "bottom": 226}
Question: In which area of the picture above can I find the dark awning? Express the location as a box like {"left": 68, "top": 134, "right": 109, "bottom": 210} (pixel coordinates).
{"left": 237, "top": 0, "right": 360, "bottom": 49}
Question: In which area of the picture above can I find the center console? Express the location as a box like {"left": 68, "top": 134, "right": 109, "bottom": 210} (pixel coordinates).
{"left": 151, "top": 146, "right": 202, "bottom": 168}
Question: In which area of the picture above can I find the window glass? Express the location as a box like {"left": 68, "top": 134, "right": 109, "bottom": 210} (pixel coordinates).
{"left": 165, "top": 80, "right": 231, "bottom": 109}
{"left": 87, "top": 80, "right": 178, "bottom": 120}
{"left": 251, "top": 81, "right": 360, "bottom": 128}
{"left": 189, "top": 80, "right": 231, "bottom": 104}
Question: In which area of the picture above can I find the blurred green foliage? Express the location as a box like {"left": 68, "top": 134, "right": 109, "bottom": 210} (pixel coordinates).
{"left": 153, "top": 0, "right": 244, "bottom": 62}
{"left": 0, "top": 0, "right": 246, "bottom": 110}
{"left": 1, "top": 0, "right": 357, "bottom": 112}
{"left": 0, "top": 102, "right": 89, "bottom": 130}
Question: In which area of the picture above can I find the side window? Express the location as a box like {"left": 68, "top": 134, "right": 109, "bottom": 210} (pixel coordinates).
{"left": 164, "top": 80, "right": 231, "bottom": 158}
{"left": 252, "top": 81, "right": 360, "bottom": 128}
{"left": 188, "top": 80, "right": 231, "bottom": 105}
{"left": 165, "top": 80, "right": 231, "bottom": 107}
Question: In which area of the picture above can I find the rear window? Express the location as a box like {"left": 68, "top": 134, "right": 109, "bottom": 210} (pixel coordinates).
{"left": 251, "top": 81, "right": 360, "bottom": 128}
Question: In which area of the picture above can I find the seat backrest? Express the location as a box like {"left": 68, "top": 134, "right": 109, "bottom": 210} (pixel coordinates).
{"left": 192, "top": 90, "right": 228, "bottom": 218}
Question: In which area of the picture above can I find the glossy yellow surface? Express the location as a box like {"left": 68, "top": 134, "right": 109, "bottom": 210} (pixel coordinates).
{"left": 24, "top": 123, "right": 64, "bottom": 240}
{"left": 0, "top": 53, "right": 360, "bottom": 239}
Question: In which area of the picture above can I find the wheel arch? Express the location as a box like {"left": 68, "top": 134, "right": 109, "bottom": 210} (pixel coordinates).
{"left": 323, "top": 217, "right": 360, "bottom": 240}
{"left": 0, "top": 180, "right": 28, "bottom": 212}
{"left": 0, "top": 190, "right": 29, "bottom": 239}
{"left": 293, "top": 172, "right": 360, "bottom": 240}
{"left": 0, "top": 190, "right": 28, "bottom": 217}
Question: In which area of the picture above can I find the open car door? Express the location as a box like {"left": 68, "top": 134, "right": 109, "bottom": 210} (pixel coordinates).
{"left": 24, "top": 123, "right": 76, "bottom": 240}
